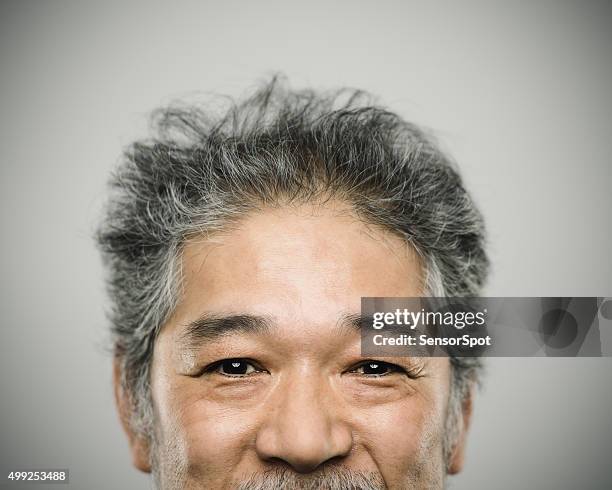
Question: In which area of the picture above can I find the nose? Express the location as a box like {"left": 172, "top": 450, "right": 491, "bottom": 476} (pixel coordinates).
{"left": 255, "top": 374, "right": 353, "bottom": 473}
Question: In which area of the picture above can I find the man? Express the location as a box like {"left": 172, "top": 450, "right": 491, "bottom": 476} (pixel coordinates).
{"left": 97, "top": 78, "right": 488, "bottom": 489}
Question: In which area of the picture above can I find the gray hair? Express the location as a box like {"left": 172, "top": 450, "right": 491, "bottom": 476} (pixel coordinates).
{"left": 96, "top": 77, "right": 489, "bottom": 462}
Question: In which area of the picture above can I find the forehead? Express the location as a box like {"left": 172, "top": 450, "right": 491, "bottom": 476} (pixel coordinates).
{"left": 172, "top": 201, "right": 424, "bottom": 330}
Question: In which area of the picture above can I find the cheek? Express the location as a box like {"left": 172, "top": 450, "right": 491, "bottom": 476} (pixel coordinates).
{"left": 354, "top": 394, "right": 446, "bottom": 480}
{"left": 185, "top": 399, "right": 255, "bottom": 460}
{"left": 153, "top": 381, "right": 261, "bottom": 482}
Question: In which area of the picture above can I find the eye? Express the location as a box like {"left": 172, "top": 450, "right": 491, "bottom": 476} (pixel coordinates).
{"left": 351, "top": 360, "right": 402, "bottom": 377}
{"left": 210, "top": 358, "right": 261, "bottom": 377}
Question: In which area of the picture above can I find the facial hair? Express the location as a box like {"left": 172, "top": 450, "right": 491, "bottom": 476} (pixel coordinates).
{"left": 233, "top": 466, "right": 387, "bottom": 490}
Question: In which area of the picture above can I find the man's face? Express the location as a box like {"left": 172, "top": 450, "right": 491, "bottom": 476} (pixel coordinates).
{"left": 122, "top": 202, "right": 469, "bottom": 489}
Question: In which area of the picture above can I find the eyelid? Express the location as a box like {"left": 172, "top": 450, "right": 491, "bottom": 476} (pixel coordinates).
{"left": 348, "top": 359, "right": 421, "bottom": 378}
{"left": 201, "top": 358, "right": 267, "bottom": 377}
{"left": 351, "top": 360, "right": 400, "bottom": 374}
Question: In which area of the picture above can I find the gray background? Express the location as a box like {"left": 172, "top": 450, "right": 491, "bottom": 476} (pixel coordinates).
{"left": 1, "top": 1, "right": 611, "bottom": 489}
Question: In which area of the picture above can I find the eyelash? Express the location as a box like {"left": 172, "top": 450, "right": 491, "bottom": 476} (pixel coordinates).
{"left": 348, "top": 360, "right": 422, "bottom": 379}
{"left": 201, "top": 358, "right": 420, "bottom": 379}
{"left": 203, "top": 358, "right": 266, "bottom": 378}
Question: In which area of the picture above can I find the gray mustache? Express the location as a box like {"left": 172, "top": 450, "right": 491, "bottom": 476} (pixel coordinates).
{"left": 234, "top": 466, "right": 386, "bottom": 490}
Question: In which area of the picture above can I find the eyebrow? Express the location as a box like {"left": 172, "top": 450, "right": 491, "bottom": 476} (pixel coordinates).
{"left": 178, "top": 312, "right": 371, "bottom": 350}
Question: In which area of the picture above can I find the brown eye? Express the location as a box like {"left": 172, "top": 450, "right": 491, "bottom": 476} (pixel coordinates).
{"left": 353, "top": 361, "right": 400, "bottom": 377}
{"left": 216, "top": 359, "right": 257, "bottom": 377}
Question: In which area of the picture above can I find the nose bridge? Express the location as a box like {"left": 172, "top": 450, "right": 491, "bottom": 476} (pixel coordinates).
{"left": 279, "top": 369, "right": 330, "bottom": 434}
{"left": 255, "top": 366, "right": 353, "bottom": 472}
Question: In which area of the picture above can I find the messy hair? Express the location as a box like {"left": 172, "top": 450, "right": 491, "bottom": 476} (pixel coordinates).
{"left": 96, "top": 77, "right": 489, "bottom": 460}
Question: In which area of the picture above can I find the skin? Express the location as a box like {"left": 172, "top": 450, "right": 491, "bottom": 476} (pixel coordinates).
{"left": 115, "top": 200, "right": 473, "bottom": 489}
